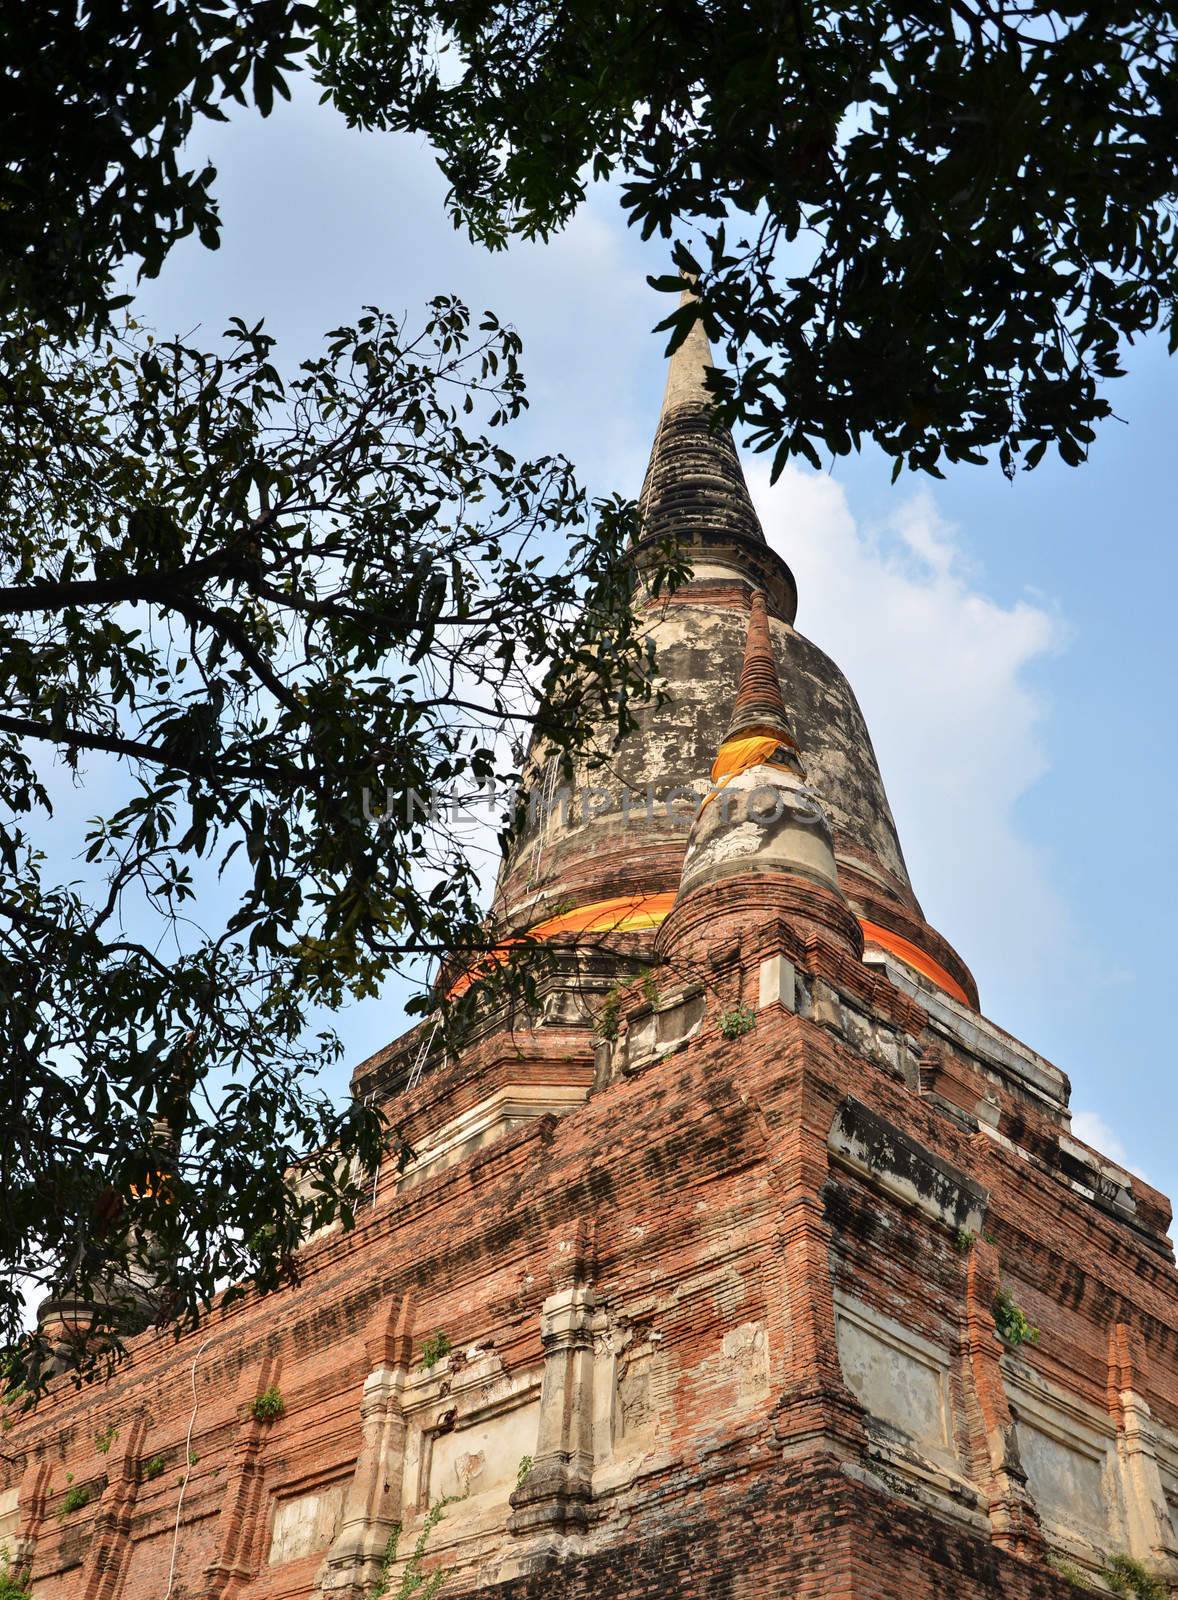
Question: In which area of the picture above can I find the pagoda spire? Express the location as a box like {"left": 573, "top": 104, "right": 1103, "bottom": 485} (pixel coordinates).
{"left": 709, "top": 589, "right": 804, "bottom": 786}
{"left": 637, "top": 285, "right": 767, "bottom": 554}
{"left": 724, "top": 590, "right": 798, "bottom": 749}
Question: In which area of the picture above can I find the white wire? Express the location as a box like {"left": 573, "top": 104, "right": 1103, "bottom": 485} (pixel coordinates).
{"left": 405, "top": 1018, "right": 440, "bottom": 1095}
{"left": 529, "top": 755, "right": 559, "bottom": 882}
{"left": 163, "top": 1333, "right": 210, "bottom": 1599}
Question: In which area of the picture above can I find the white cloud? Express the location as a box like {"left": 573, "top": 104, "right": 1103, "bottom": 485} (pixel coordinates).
{"left": 750, "top": 464, "right": 1068, "bottom": 1012}
{"left": 1070, "top": 1108, "right": 1151, "bottom": 1183}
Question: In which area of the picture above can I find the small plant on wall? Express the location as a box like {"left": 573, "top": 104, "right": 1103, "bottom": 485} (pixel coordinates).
{"left": 1047, "top": 1554, "right": 1091, "bottom": 1589}
{"left": 420, "top": 1332, "right": 452, "bottom": 1373}
{"left": 58, "top": 1484, "right": 91, "bottom": 1518}
{"left": 1103, "top": 1554, "right": 1167, "bottom": 1600}
{"left": 718, "top": 1005, "right": 755, "bottom": 1041}
{"left": 249, "top": 1386, "right": 286, "bottom": 1423}
{"left": 141, "top": 1455, "right": 165, "bottom": 1481}
{"left": 992, "top": 1287, "right": 1039, "bottom": 1348}
{"left": 94, "top": 1423, "right": 119, "bottom": 1454}
{"left": 594, "top": 985, "right": 623, "bottom": 1043}
{"left": 0, "top": 1553, "right": 32, "bottom": 1600}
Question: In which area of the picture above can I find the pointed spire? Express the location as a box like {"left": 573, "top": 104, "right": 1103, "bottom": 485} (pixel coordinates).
{"left": 657, "top": 284, "right": 725, "bottom": 414}
{"left": 637, "top": 285, "right": 766, "bottom": 551}
{"left": 655, "top": 583, "right": 852, "bottom": 961}
{"left": 724, "top": 591, "right": 798, "bottom": 748}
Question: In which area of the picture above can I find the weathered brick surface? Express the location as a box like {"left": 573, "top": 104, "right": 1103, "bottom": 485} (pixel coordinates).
{"left": 6, "top": 959, "right": 1178, "bottom": 1597}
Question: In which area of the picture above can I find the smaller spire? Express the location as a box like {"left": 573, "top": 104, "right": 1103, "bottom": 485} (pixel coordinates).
{"left": 654, "top": 584, "right": 852, "bottom": 960}
{"left": 709, "top": 591, "right": 803, "bottom": 786}
{"left": 724, "top": 591, "right": 798, "bottom": 749}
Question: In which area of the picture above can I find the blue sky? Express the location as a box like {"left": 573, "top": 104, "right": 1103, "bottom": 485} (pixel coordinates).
{"left": 113, "top": 82, "right": 1177, "bottom": 1198}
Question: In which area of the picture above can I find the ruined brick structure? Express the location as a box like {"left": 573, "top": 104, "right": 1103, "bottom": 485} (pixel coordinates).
{"left": 6, "top": 306, "right": 1178, "bottom": 1600}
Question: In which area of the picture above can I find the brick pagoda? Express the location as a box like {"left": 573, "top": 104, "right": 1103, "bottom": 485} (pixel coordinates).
{"left": 4, "top": 304, "right": 1177, "bottom": 1600}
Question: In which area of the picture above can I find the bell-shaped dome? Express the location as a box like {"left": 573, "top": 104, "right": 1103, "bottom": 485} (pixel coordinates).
{"left": 491, "top": 295, "right": 977, "bottom": 1012}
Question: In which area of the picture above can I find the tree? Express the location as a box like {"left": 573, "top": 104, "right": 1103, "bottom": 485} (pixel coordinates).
{"left": 0, "top": 0, "right": 318, "bottom": 334}
{"left": 6, "top": 4, "right": 1176, "bottom": 475}
{"left": 0, "top": 298, "right": 666, "bottom": 1374}
{"left": 5, "top": 0, "right": 1173, "bottom": 1378}
{"left": 318, "top": 0, "right": 1178, "bottom": 479}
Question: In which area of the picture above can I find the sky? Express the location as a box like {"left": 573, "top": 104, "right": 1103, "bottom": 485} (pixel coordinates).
{"left": 110, "top": 81, "right": 1177, "bottom": 1199}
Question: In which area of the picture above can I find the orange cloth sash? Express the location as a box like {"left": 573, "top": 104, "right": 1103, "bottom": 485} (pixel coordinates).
{"left": 859, "top": 919, "right": 970, "bottom": 1007}
{"left": 446, "top": 892, "right": 677, "bottom": 996}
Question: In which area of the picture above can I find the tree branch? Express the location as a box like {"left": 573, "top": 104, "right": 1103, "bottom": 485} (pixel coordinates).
{"left": 0, "top": 553, "right": 247, "bottom": 616}
{"left": 0, "top": 712, "right": 213, "bottom": 777}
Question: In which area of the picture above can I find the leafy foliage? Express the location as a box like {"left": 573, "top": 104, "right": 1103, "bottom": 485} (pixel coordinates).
{"left": 0, "top": 1, "right": 318, "bottom": 333}
{"left": 1103, "top": 1554, "right": 1167, "bottom": 1600}
{"left": 8, "top": 4, "right": 1177, "bottom": 474}
{"left": 94, "top": 1423, "right": 119, "bottom": 1454}
{"left": 1, "top": 1345, "right": 28, "bottom": 1419}
{"left": 0, "top": 1554, "right": 32, "bottom": 1600}
{"left": 316, "top": 0, "right": 1178, "bottom": 479}
{"left": 993, "top": 1286, "right": 1039, "bottom": 1347}
{"left": 420, "top": 1332, "right": 452, "bottom": 1372}
{"left": 718, "top": 1004, "right": 756, "bottom": 1040}
{"left": 141, "top": 1454, "right": 165, "bottom": 1480}
{"left": 0, "top": 299, "right": 670, "bottom": 1378}
{"left": 249, "top": 1387, "right": 286, "bottom": 1423}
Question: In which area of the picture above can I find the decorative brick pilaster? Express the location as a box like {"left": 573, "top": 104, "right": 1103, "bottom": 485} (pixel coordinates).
{"left": 1107, "top": 1323, "right": 1178, "bottom": 1572}
{"left": 77, "top": 1410, "right": 148, "bottom": 1600}
{"left": 203, "top": 1355, "right": 282, "bottom": 1597}
{"left": 772, "top": 1188, "right": 866, "bottom": 1455}
{"left": 9, "top": 1455, "right": 52, "bottom": 1581}
{"left": 509, "top": 1220, "right": 596, "bottom": 1539}
{"left": 761, "top": 1054, "right": 865, "bottom": 1458}
{"left": 962, "top": 1240, "right": 1043, "bottom": 1557}
{"left": 315, "top": 1297, "right": 415, "bottom": 1598}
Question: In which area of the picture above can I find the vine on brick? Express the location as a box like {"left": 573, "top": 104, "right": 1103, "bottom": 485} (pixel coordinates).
{"left": 369, "top": 1499, "right": 453, "bottom": 1600}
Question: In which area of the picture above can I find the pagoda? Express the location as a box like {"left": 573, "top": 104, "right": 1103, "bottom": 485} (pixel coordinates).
{"left": 3, "top": 301, "right": 1177, "bottom": 1600}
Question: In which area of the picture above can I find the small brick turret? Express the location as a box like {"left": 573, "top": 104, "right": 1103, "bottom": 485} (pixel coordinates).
{"left": 657, "top": 588, "right": 860, "bottom": 967}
